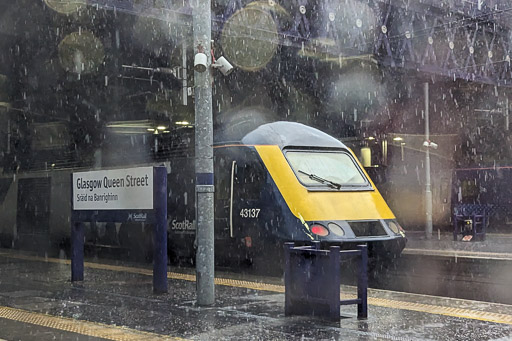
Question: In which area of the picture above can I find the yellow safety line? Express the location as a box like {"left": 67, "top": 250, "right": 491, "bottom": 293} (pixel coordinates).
{"left": 403, "top": 248, "right": 512, "bottom": 260}
{"left": 0, "top": 306, "right": 186, "bottom": 341}
{"left": 2, "top": 252, "right": 512, "bottom": 325}
{"left": 368, "top": 297, "right": 512, "bottom": 325}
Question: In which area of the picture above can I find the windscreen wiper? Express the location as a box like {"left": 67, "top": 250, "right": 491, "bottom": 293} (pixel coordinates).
{"left": 298, "top": 170, "right": 342, "bottom": 189}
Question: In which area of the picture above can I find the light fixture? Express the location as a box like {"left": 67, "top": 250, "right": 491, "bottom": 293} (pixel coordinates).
{"left": 44, "top": 0, "right": 86, "bottom": 14}
{"left": 175, "top": 121, "right": 190, "bottom": 125}
{"left": 106, "top": 120, "right": 172, "bottom": 134}
{"left": 393, "top": 137, "right": 403, "bottom": 141}
{"left": 367, "top": 137, "right": 375, "bottom": 140}
{"left": 194, "top": 52, "right": 208, "bottom": 73}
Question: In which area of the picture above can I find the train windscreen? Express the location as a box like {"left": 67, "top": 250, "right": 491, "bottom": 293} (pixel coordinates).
{"left": 285, "top": 150, "right": 368, "bottom": 189}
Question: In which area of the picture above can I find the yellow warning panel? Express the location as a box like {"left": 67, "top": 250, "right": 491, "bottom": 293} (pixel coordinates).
{"left": 0, "top": 306, "right": 186, "bottom": 341}
{"left": 368, "top": 297, "right": 512, "bottom": 326}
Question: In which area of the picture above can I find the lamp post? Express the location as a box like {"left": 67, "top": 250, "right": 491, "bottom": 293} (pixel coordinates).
{"left": 424, "top": 82, "right": 433, "bottom": 240}
{"left": 193, "top": 0, "right": 215, "bottom": 306}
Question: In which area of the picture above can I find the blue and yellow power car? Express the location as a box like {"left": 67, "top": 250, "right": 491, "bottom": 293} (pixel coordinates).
{"left": 168, "top": 121, "right": 407, "bottom": 268}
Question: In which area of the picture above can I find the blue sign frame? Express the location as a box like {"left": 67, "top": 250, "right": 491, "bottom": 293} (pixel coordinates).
{"left": 71, "top": 166, "right": 168, "bottom": 293}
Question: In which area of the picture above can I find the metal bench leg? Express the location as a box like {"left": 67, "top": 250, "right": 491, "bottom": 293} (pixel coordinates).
{"left": 357, "top": 245, "right": 368, "bottom": 319}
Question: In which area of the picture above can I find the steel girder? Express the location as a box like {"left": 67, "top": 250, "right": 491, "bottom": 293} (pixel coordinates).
{"left": 280, "top": 0, "right": 512, "bottom": 86}
{"left": 373, "top": 3, "right": 512, "bottom": 86}
{"left": 80, "top": 0, "right": 512, "bottom": 85}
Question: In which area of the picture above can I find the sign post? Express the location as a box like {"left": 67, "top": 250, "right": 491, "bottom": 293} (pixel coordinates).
{"left": 152, "top": 167, "right": 168, "bottom": 294}
{"left": 71, "top": 166, "right": 167, "bottom": 293}
{"left": 71, "top": 222, "right": 84, "bottom": 282}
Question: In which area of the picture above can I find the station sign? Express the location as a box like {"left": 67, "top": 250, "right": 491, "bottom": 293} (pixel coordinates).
{"left": 72, "top": 167, "right": 154, "bottom": 210}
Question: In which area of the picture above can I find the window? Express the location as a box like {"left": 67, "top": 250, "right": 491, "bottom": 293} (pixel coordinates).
{"left": 285, "top": 150, "right": 369, "bottom": 189}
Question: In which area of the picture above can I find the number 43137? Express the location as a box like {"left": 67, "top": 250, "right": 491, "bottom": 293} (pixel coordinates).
{"left": 240, "top": 208, "right": 260, "bottom": 218}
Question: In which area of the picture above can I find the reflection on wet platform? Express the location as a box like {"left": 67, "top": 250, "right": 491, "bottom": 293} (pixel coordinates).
{"left": 0, "top": 249, "right": 511, "bottom": 341}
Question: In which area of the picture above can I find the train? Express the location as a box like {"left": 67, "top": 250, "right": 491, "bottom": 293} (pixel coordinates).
{"left": 0, "top": 121, "right": 407, "bottom": 269}
{"left": 169, "top": 121, "right": 407, "bottom": 269}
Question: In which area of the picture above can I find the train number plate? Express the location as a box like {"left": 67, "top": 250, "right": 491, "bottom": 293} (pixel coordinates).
{"left": 240, "top": 208, "right": 261, "bottom": 218}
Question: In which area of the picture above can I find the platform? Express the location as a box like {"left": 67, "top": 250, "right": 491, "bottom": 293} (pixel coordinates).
{"left": 0, "top": 249, "right": 511, "bottom": 340}
{"left": 403, "top": 231, "right": 512, "bottom": 259}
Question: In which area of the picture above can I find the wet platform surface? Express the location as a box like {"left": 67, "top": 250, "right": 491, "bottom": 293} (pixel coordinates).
{"left": 404, "top": 232, "right": 512, "bottom": 258}
{"left": 371, "top": 232, "right": 512, "bottom": 305}
{"left": 0, "top": 249, "right": 511, "bottom": 341}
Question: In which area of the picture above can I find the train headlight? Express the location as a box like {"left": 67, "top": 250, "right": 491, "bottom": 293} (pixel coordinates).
{"left": 327, "top": 223, "right": 345, "bottom": 236}
{"left": 387, "top": 220, "right": 401, "bottom": 235}
{"left": 311, "top": 224, "right": 329, "bottom": 237}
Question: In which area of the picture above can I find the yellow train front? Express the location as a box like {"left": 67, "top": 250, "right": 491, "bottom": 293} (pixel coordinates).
{"left": 210, "top": 121, "right": 406, "bottom": 268}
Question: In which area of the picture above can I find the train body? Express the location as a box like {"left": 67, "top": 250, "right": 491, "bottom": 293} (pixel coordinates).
{"left": 171, "top": 121, "right": 406, "bottom": 266}
{"left": 0, "top": 122, "right": 406, "bottom": 267}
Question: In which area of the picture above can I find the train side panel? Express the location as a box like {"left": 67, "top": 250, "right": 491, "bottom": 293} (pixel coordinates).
{"left": 224, "top": 146, "right": 285, "bottom": 263}
{"left": 167, "top": 157, "right": 196, "bottom": 260}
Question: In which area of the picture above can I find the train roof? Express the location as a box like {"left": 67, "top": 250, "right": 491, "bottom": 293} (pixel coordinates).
{"left": 241, "top": 121, "right": 348, "bottom": 149}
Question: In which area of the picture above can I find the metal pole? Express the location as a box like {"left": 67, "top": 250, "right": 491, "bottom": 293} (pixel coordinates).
{"left": 357, "top": 244, "right": 368, "bottom": 319}
{"left": 153, "top": 167, "right": 168, "bottom": 294}
{"left": 283, "top": 242, "right": 294, "bottom": 317}
{"left": 329, "top": 246, "right": 341, "bottom": 321}
{"left": 424, "top": 82, "right": 433, "bottom": 240}
{"left": 71, "top": 222, "right": 84, "bottom": 282}
{"left": 506, "top": 98, "right": 509, "bottom": 131}
{"left": 193, "top": 0, "right": 215, "bottom": 305}
{"left": 182, "top": 40, "right": 188, "bottom": 106}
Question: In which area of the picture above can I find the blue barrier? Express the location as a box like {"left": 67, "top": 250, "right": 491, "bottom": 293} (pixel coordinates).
{"left": 284, "top": 241, "right": 368, "bottom": 320}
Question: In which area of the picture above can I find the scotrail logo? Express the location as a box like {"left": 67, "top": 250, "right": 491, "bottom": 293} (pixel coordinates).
{"left": 127, "top": 213, "right": 147, "bottom": 222}
{"left": 171, "top": 219, "right": 196, "bottom": 232}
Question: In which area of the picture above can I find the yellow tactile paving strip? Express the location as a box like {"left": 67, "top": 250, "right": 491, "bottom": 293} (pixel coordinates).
{"left": 403, "top": 248, "right": 512, "bottom": 260}
{"left": 367, "top": 297, "right": 512, "bottom": 325}
{"left": 1, "top": 252, "right": 512, "bottom": 326}
{"left": 0, "top": 306, "right": 185, "bottom": 341}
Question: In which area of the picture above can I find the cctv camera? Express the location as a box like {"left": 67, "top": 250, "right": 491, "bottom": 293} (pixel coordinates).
{"left": 194, "top": 52, "right": 207, "bottom": 73}
{"left": 423, "top": 141, "right": 438, "bottom": 149}
{"left": 212, "top": 56, "right": 234, "bottom": 76}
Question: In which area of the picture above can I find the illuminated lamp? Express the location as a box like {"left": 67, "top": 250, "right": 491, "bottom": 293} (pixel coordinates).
{"left": 310, "top": 224, "right": 329, "bottom": 237}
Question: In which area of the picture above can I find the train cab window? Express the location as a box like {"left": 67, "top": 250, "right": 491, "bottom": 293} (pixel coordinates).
{"left": 285, "top": 150, "right": 370, "bottom": 190}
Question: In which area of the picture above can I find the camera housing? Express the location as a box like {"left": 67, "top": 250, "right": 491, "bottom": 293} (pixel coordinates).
{"left": 423, "top": 141, "right": 438, "bottom": 149}
{"left": 212, "top": 56, "right": 234, "bottom": 76}
{"left": 194, "top": 52, "right": 208, "bottom": 73}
